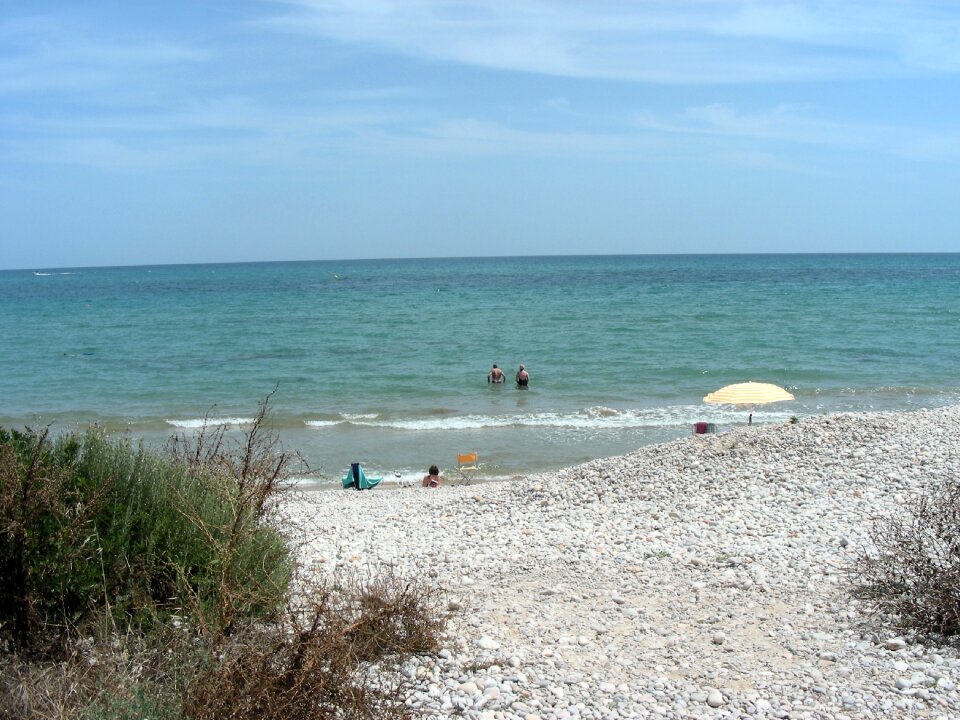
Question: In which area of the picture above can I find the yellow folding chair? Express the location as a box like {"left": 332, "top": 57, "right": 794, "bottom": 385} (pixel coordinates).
{"left": 456, "top": 451, "right": 479, "bottom": 485}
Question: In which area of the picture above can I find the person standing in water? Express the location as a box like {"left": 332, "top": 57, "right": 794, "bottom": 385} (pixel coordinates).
{"left": 515, "top": 364, "right": 529, "bottom": 387}
{"left": 488, "top": 363, "right": 505, "bottom": 383}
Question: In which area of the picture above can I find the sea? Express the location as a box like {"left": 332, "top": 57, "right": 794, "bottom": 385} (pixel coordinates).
{"left": 2, "top": 254, "right": 958, "bottom": 486}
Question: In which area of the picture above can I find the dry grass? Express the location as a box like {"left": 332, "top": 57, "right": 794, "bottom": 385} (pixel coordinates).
{"left": 0, "top": 656, "right": 89, "bottom": 720}
{"left": 0, "top": 627, "right": 186, "bottom": 720}
{"left": 852, "top": 479, "right": 960, "bottom": 636}
{"left": 1, "top": 566, "right": 450, "bottom": 720}
{"left": 185, "top": 569, "right": 448, "bottom": 720}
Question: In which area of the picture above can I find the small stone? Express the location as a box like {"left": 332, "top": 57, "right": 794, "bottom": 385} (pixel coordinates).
{"left": 712, "top": 632, "right": 726, "bottom": 645}
{"left": 707, "top": 689, "right": 724, "bottom": 708}
{"left": 886, "top": 638, "right": 907, "bottom": 651}
{"left": 478, "top": 636, "right": 500, "bottom": 650}
{"left": 483, "top": 686, "right": 502, "bottom": 700}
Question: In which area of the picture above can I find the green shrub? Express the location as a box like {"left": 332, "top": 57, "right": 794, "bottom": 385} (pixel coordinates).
{"left": 0, "top": 427, "right": 105, "bottom": 654}
{"left": 0, "top": 398, "right": 294, "bottom": 654}
{"left": 1, "top": 396, "right": 449, "bottom": 720}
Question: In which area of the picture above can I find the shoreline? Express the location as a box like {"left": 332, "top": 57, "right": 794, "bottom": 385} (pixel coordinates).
{"left": 287, "top": 421, "right": 786, "bottom": 492}
{"left": 289, "top": 470, "right": 525, "bottom": 492}
{"left": 284, "top": 404, "right": 960, "bottom": 718}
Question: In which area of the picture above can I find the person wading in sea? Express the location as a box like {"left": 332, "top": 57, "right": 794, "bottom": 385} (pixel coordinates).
{"left": 516, "top": 364, "right": 529, "bottom": 387}
{"left": 488, "top": 363, "right": 505, "bottom": 383}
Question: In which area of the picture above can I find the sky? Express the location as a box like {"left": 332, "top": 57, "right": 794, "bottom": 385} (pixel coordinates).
{"left": 1, "top": 1, "right": 959, "bottom": 269}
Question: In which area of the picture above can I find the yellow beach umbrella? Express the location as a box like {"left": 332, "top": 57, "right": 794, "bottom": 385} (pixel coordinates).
{"left": 703, "top": 381, "right": 794, "bottom": 406}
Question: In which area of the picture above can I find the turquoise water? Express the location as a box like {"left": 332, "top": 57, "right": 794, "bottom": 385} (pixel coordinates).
{"left": 2, "top": 254, "right": 958, "bottom": 484}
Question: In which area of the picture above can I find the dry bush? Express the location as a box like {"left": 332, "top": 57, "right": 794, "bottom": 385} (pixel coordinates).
{"left": 185, "top": 569, "right": 448, "bottom": 720}
{"left": 852, "top": 479, "right": 960, "bottom": 636}
{"left": 0, "top": 627, "right": 188, "bottom": 720}
{"left": 0, "top": 654, "right": 90, "bottom": 720}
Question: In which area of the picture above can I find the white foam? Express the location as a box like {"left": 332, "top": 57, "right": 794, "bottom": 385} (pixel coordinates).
{"left": 304, "top": 413, "right": 378, "bottom": 428}
{"left": 294, "top": 404, "right": 799, "bottom": 434}
{"left": 354, "top": 414, "right": 505, "bottom": 431}
{"left": 165, "top": 417, "right": 255, "bottom": 429}
{"left": 305, "top": 420, "right": 341, "bottom": 428}
{"left": 342, "top": 404, "right": 793, "bottom": 432}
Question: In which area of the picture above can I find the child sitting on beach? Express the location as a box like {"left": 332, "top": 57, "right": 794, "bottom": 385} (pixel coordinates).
{"left": 422, "top": 465, "right": 443, "bottom": 488}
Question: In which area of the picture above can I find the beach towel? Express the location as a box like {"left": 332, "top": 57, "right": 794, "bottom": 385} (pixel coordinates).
{"left": 342, "top": 462, "right": 383, "bottom": 490}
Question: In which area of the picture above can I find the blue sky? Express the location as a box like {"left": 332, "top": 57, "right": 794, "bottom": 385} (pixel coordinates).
{"left": 2, "top": 1, "right": 959, "bottom": 269}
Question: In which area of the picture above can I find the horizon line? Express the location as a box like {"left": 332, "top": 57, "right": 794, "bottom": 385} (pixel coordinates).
{"left": 5, "top": 250, "right": 959, "bottom": 273}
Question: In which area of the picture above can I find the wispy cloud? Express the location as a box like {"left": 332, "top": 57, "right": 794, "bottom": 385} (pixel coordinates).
{"left": 0, "top": 96, "right": 420, "bottom": 170}
{"left": 4, "top": 93, "right": 958, "bottom": 172}
{"left": 2, "top": 136, "right": 175, "bottom": 170}
{"left": 635, "top": 102, "right": 960, "bottom": 164}
{"left": 3, "top": 3, "right": 958, "bottom": 173}
{"left": 263, "top": 0, "right": 960, "bottom": 83}
{"left": 0, "top": 13, "right": 208, "bottom": 95}
{"left": 376, "top": 117, "right": 661, "bottom": 159}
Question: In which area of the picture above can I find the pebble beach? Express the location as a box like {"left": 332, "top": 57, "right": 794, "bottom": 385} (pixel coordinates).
{"left": 284, "top": 406, "right": 960, "bottom": 719}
